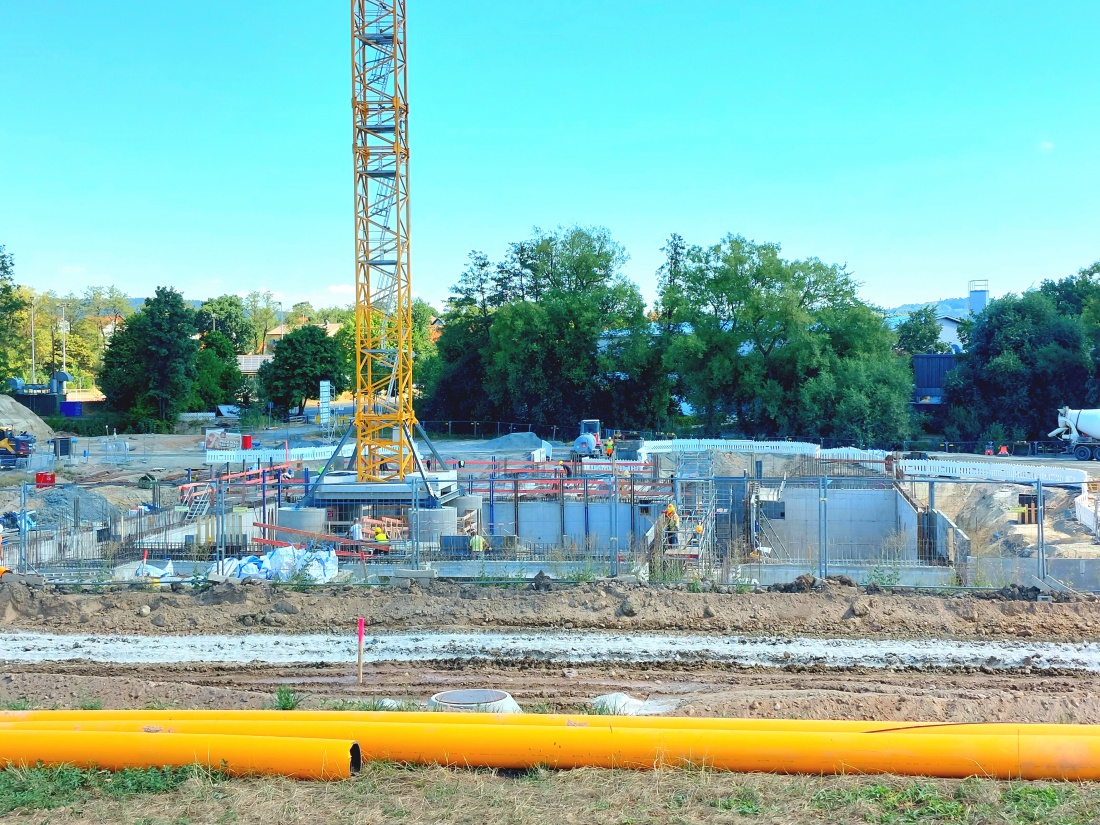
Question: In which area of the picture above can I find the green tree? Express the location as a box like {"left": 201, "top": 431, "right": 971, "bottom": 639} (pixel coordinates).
{"left": 99, "top": 287, "right": 198, "bottom": 426}
{"left": 243, "top": 290, "right": 282, "bottom": 354}
{"left": 660, "top": 233, "right": 910, "bottom": 440}
{"left": 0, "top": 246, "right": 29, "bottom": 384}
{"left": 314, "top": 305, "right": 354, "bottom": 325}
{"left": 416, "top": 252, "right": 497, "bottom": 421}
{"left": 81, "top": 285, "right": 132, "bottom": 352}
{"left": 944, "top": 291, "right": 1093, "bottom": 440}
{"left": 196, "top": 295, "right": 256, "bottom": 355}
{"left": 288, "top": 301, "right": 316, "bottom": 328}
{"left": 258, "top": 325, "right": 347, "bottom": 414}
{"left": 896, "top": 305, "right": 951, "bottom": 354}
{"left": 188, "top": 330, "right": 244, "bottom": 411}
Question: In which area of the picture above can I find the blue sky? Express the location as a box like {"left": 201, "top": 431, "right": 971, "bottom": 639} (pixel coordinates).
{"left": 1, "top": 1, "right": 1098, "bottom": 312}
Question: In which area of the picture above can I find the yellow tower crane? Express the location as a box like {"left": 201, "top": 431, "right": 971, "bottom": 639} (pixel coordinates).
{"left": 351, "top": 0, "right": 419, "bottom": 482}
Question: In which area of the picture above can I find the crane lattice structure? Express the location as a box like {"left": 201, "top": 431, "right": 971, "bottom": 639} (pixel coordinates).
{"left": 352, "top": 0, "right": 417, "bottom": 482}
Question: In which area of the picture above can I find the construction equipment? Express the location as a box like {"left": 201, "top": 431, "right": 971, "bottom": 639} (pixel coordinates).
{"left": 571, "top": 419, "right": 602, "bottom": 458}
{"left": 351, "top": 0, "right": 418, "bottom": 482}
{"left": 0, "top": 427, "right": 35, "bottom": 468}
{"left": 1049, "top": 407, "right": 1100, "bottom": 460}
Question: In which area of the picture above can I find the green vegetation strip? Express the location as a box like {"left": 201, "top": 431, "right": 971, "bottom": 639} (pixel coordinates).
{"left": 0, "top": 763, "right": 1095, "bottom": 823}
{"left": 0, "top": 765, "right": 211, "bottom": 815}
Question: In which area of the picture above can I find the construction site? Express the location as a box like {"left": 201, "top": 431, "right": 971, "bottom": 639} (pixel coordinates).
{"left": 5, "top": 2, "right": 1100, "bottom": 823}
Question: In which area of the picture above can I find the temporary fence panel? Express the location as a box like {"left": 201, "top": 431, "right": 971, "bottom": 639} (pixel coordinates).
{"left": 899, "top": 460, "right": 1087, "bottom": 487}
{"left": 205, "top": 444, "right": 356, "bottom": 464}
{"left": 639, "top": 439, "right": 820, "bottom": 459}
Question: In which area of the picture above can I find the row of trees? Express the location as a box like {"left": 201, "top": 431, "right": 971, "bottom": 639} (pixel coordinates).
{"left": 944, "top": 263, "right": 1100, "bottom": 442}
{"left": 421, "top": 227, "right": 1100, "bottom": 444}
{"left": 420, "top": 228, "right": 916, "bottom": 442}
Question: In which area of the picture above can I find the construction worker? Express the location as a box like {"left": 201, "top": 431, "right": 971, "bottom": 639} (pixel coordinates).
{"left": 349, "top": 519, "right": 363, "bottom": 542}
{"left": 605, "top": 438, "right": 614, "bottom": 458}
{"left": 469, "top": 533, "right": 487, "bottom": 555}
{"left": 372, "top": 525, "right": 388, "bottom": 546}
{"left": 558, "top": 460, "right": 572, "bottom": 478}
{"left": 664, "top": 503, "right": 680, "bottom": 546}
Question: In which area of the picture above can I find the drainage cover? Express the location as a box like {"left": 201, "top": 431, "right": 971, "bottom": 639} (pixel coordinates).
{"left": 428, "top": 689, "right": 523, "bottom": 713}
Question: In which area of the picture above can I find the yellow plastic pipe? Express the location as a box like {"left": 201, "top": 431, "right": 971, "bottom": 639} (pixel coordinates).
{"left": 354, "top": 722, "right": 1100, "bottom": 779}
{"left": 5, "top": 718, "right": 1100, "bottom": 741}
{"left": 0, "top": 730, "right": 359, "bottom": 780}
{"left": 6, "top": 710, "right": 1100, "bottom": 737}
{"left": 11, "top": 716, "right": 1100, "bottom": 747}
{"left": 4, "top": 717, "right": 1100, "bottom": 779}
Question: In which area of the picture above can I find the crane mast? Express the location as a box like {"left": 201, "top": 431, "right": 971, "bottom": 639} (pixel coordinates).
{"left": 352, "top": 0, "right": 417, "bottom": 482}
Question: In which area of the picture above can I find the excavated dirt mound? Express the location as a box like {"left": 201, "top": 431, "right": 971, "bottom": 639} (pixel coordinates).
{"left": 3, "top": 579, "right": 1100, "bottom": 642}
{"left": 0, "top": 393, "right": 54, "bottom": 441}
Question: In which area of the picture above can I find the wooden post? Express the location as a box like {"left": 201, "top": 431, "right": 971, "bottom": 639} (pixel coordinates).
{"left": 357, "top": 617, "right": 365, "bottom": 686}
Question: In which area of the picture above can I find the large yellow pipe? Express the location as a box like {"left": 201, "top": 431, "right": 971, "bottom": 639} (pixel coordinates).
{"left": 5, "top": 717, "right": 1100, "bottom": 740}
{"left": 5, "top": 710, "right": 1100, "bottom": 738}
{"left": 355, "top": 722, "right": 1100, "bottom": 779}
{"left": 4, "top": 717, "right": 1100, "bottom": 779}
{"left": 0, "top": 730, "right": 359, "bottom": 779}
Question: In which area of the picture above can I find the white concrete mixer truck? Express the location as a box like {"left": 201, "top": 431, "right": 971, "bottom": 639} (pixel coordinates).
{"left": 1049, "top": 407, "right": 1100, "bottom": 460}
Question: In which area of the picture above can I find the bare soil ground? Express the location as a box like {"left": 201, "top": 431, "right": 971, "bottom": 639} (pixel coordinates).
{"left": 4, "top": 579, "right": 1100, "bottom": 641}
{"left": 6, "top": 582, "right": 1100, "bottom": 823}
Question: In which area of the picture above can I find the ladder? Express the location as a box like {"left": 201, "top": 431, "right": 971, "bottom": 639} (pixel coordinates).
{"left": 183, "top": 483, "right": 213, "bottom": 522}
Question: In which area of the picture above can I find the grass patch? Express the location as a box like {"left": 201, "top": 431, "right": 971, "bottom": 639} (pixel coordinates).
{"left": 813, "top": 781, "right": 968, "bottom": 820}
{"left": 322, "top": 698, "right": 420, "bottom": 712}
{"left": 272, "top": 685, "right": 301, "bottom": 710}
{"left": 709, "top": 787, "right": 762, "bottom": 814}
{"left": 0, "top": 764, "right": 207, "bottom": 815}
{"left": 1, "top": 764, "right": 1096, "bottom": 823}
{"left": 0, "top": 698, "right": 37, "bottom": 711}
{"left": 77, "top": 696, "right": 104, "bottom": 710}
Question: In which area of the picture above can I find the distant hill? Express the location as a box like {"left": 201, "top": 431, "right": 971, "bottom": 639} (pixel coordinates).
{"left": 885, "top": 296, "right": 970, "bottom": 319}
{"left": 128, "top": 297, "right": 203, "bottom": 311}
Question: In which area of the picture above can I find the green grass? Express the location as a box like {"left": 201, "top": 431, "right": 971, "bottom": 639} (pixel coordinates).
{"left": 813, "top": 781, "right": 968, "bottom": 821}
{"left": 0, "top": 764, "right": 208, "bottom": 815}
{"left": 321, "top": 698, "right": 420, "bottom": 712}
{"left": 709, "top": 787, "right": 763, "bottom": 815}
{"left": 525, "top": 701, "right": 553, "bottom": 714}
{"left": 272, "top": 685, "right": 301, "bottom": 710}
{"left": 0, "top": 698, "right": 37, "bottom": 711}
{"left": 78, "top": 696, "right": 104, "bottom": 710}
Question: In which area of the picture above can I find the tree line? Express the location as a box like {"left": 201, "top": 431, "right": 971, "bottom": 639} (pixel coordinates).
{"left": 3, "top": 236, "right": 1099, "bottom": 444}
{"left": 419, "top": 228, "right": 1100, "bottom": 445}
{"left": 0, "top": 244, "right": 438, "bottom": 431}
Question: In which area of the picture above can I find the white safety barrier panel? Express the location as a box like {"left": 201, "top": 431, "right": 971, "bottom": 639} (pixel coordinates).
{"left": 899, "top": 459, "right": 1087, "bottom": 488}
{"left": 205, "top": 444, "right": 355, "bottom": 465}
{"left": 1076, "top": 493, "right": 1097, "bottom": 532}
{"left": 639, "top": 439, "right": 820, "bottom": 459}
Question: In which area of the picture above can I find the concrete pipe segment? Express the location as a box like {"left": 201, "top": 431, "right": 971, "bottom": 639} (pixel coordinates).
{"left": 0, "top": 729, "right": 360, "bottom": 779}
{"left": 4, "top": 712, "right": 1100, "bottom": 780}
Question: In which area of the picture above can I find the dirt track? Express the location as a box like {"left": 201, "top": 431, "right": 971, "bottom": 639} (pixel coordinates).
{"left": 4, "top": 659, "right": 1100, "bottom": 725}
{"left": 3, "top": 579, "right": 1100, "bottom": 641}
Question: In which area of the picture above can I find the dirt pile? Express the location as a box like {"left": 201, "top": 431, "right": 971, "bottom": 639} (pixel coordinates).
{"left": 4, "top": 579, "right": 1100, "bottom": 642}
{"left": 0, "top": 393, "right": 54, "bottom": 441}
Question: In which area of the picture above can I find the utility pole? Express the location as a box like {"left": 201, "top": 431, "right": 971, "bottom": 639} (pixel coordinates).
{"left": 29, "top": 301, "right": 36, "bottom": 384}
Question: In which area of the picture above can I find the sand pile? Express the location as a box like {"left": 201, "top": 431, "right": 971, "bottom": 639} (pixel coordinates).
{"left": 0, "top": 394, "right": 55, "bottom": 441}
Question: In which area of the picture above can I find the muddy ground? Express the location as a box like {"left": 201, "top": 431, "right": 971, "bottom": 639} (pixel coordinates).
{"left": 6, "top": 581, "right": 1100, "bottom": 726}
{"left": 4, "top": 658, "right": 1100, "bottom": 726}
{"left": 3, "top": 578, "right": 1100, "bottom": 641}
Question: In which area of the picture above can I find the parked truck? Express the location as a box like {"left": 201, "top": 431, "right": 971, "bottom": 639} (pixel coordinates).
{"left": 1049, "top": 407, "right": 1100, "bottom": 460}
{"left": 571, "top": 419, "right": 602, "bottom": 459}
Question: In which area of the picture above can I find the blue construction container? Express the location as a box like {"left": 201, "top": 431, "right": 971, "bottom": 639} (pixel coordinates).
{"left": 59, "top": 401, "right": 83, "bottom": 417}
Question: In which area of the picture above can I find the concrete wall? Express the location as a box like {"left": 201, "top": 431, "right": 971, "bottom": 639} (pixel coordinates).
{"left": 766, "top": 487, "right": 918, "bottom": 564}
{"left": 481, "top": 500, "right": 654, "bottom": 549}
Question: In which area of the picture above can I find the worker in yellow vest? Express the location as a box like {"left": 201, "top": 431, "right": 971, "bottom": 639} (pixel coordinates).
{"left": 469, "top": 534, "right": 487, "bottom": 555}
